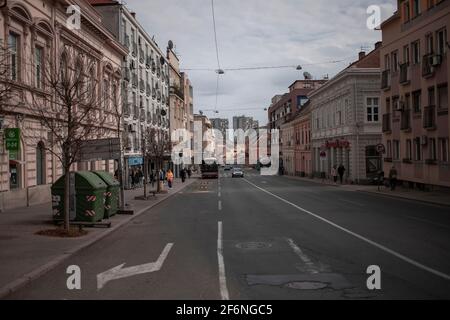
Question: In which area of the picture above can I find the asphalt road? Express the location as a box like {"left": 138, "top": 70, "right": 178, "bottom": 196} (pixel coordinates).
{"left": 6, "top": 169, "right": 450, "bottom": 299}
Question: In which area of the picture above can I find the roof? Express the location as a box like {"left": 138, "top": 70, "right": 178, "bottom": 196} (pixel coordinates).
{"left": 87, "top": 0, "right": 118, "bottom": 5}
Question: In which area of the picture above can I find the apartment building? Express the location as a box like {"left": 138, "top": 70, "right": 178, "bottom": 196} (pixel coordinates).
{"left": 380, "top": 0, "right": 449, "bottom": 188}
{"left": 310, "top": 44, "right": 382, "bottom": 183}
{"left": 0, "top": 0, "right": 126, "bottom": 210}
{"left": 89, "top": 0, "right": 170, "bottom": 187}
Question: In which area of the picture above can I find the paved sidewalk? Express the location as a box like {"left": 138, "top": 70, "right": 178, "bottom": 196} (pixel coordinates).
{"left": 0, "top": 177, "right": 198, "bottom": 298}
{"left": 283, "top": 175, "right": 450, "bottom": 207}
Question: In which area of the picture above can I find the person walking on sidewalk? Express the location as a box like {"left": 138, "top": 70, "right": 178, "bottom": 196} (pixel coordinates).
{"left": 187, "top": 167, "right": 192, "bottom": 179}
{"left": 337, "top": 164, "right": 346, "bottom": 184}
{"left": 331, "top": 165, "right": 338, "bottom": 184}
{"left": 180, "top": 168, "right": 186, "bottom": 183}
{"left": 166, "top": 169, "right": 174, "bottom": 189}
{"left": 389, "top": 166, "right": 398, "bottom": 191}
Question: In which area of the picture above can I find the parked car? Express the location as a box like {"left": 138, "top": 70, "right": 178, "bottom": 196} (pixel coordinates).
{"left": 232, "top": 168, "right": 244, "bottom": 178}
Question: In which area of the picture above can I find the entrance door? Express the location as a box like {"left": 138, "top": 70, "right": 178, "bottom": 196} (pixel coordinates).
{"left": 366, "top": 146, "right": 382, "bottom": 178}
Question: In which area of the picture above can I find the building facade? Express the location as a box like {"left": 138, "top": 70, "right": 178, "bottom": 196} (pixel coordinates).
{"left": 310, "top": 45, "right": 382, "bottom": 183}
{"left": 233, "top": 115, "right": 258, "bottom": 131}
{"left": 90, "top": 0, "right": 170, "bottom": 187}
{"left": 0, "top": 0, "right": 126, "bottom": 210}
{"left": 380, "top": 0, "right": 450, "bottom": 189}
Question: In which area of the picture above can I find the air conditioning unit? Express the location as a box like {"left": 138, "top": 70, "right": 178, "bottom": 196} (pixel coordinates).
{"left": 431, "top": 54, "right": 442, "bottom": 67}
{"left": 421, "top": 135, "right": 428, "bottom": 146}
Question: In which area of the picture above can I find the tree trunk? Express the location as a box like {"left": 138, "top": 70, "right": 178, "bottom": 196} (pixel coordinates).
{"left": 63, "top": 167, "right": 70, "bottom": 232}
{"left": 118, "top": 155, "right": 125, "bottom": 209}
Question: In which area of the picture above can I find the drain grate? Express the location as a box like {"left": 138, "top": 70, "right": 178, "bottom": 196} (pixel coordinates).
{"left": 236, "top": 242, "right": 272, "bottom": 250}
{"left": 285, "top": 281, "right": 328, "bottom": 290}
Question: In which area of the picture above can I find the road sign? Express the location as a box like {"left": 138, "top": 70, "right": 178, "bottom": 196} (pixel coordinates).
{"left": 376, "top": 144, "right": 385, "bottom": 154}
{"left": 5, "top": 128, "right": 20, "bottom": 151}
{"left": 77, "top": 138, "right": 121, "bottom": 162}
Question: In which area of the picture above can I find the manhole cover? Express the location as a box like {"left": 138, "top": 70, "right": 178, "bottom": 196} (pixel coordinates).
{"left": 236, "top": 242, "right": 272, "bottom": 250}
{"left": 285, "top": 281, "right": 328, "bottom": 290}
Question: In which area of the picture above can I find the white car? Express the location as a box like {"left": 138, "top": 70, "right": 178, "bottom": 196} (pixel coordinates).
{"left": 232, "top": 168, "right": 244, "bottom": 178}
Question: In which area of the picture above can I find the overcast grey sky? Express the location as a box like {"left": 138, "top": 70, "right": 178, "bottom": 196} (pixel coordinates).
{"left": 124, "top": 0, "right": 396, "bottom": 126}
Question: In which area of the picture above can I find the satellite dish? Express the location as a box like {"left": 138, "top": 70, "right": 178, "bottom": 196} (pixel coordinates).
{"left": 168, "top": 40, "right": 174, "bottom": 49}
{"left": 303, "top": 72, "right": 312, "bottom": 80}
{"left": 161, "top": 109, "right": 167, "bottom": 116}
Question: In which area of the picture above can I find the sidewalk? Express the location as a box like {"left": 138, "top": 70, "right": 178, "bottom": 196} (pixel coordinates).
{"left": 283, "top": 175, "right": 450, "bottom": 207}
{"left": 0, "top": 177, "right": 198, "bottom": 298}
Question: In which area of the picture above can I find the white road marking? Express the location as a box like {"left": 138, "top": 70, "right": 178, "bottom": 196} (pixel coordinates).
{"left": 243, "top": 179, "right": 450, "bottom": 281}
{"left": 97, "top": 243, "right": 174, "bottom": 290}
{"left": 218, "top": 200, "right": 222, "bottom": 211}
{"left": 217, "top": 221, "right": 229, "bottom": 300}
{"left": 285, "top": 238, "right": 319, "bottom": 274}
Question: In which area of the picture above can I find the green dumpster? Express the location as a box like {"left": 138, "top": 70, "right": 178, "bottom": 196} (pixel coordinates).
{"left": 51, "top": 171, "right": 107, "bottom": 223}
{"left": 93, "top": 171, "right": 120, "bottom": 219}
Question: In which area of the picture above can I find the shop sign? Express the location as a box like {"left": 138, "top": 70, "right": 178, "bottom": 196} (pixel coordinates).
{"left": 5, "top": 128, "right": 20, "bottom": 151}
{"left": 324, "top": 139, "right": 350, "bottom": 149}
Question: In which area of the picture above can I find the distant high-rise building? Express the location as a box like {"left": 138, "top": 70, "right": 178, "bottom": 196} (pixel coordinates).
{"left": 233, "top": 116, "right": 258, "bottom": 131}
{"left": 210, "top": 118, "right": 229, "bottom": 139}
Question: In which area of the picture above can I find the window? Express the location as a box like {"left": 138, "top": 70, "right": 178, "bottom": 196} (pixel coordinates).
{"left": 427, "top": 0, "right": 435, "bottom": 10}
{"left": 414, "top": 138, "right": 422, "bottom": 161}
{"left": 439, "top": 138, "right": 449, "bottom": 163}
{"left": 35, "top": 46, "right": 43, "bottom": 89}
{"left": 387, "top": 140, "right": 392, "bottom": 158}
{"left": 366, "top": 97, "right": 380, "bottom": 122}
{"left": 428, "top": 86, "right": 435, "bottom": 106}
{"left": 412, "top": 0, "right": 421, "bottom": 17}
{"left": 403, "top": 45, "right": 410, "bottom": 64}
{"left": 36, "top": 142, "right": 46, "bottom": 186}
{"left": 412, "top": 41, "right": 420, "bottom": 64}
{"left": 436, "top": 28, "right": 447, "bottom": 56}
{"left": 404, "top": 1, "right": 411, "bottom": 22}
{"left": 393, "top": 140, "right": 400, "bottom": 160}
{"left": 384, "top": 54, "right": 390, "bottom": 70}
{"left": 412, "top": 90, "right": 421, "bottom": 113}
{"left": 391, "top": 51, "right": 398, "bottom": 72}
{"left": 437, "top": 84, "right": 448, "bottom": 109}
{"left": 8, "top": 32, "right": 19, "bottom": 81}
{"left": 429, "top": 138, "right": 437, "bottom": 160}
{"left": 426, "top": 33, "right": 434, "bottom": 54}
{"left": 103, "top": 79, "right": 110, "bottom": 110}
{"left": 406, "top": 139, "right": 412, "bottom": 160}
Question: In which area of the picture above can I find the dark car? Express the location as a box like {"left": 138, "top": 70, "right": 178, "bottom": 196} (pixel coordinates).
{"left": 232, "top": 168, "right": 244, "bottom": 178}
{"left": 224, "top": 165, "right": 233, "bottom": 171}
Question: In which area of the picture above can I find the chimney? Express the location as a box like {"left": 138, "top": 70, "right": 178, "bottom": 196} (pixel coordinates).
{"left": 375, "top": 41, "right": 382, "bottom": 49}
{"left": 359, "top": 51, "right": 366, "bottom": 60}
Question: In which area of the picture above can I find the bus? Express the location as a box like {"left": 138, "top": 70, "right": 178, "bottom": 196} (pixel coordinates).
{"left": 201, "top": 157, "right": 219, "bottom": 179}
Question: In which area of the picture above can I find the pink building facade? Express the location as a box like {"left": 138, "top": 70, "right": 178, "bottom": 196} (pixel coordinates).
{"left": 381, "top": 0, "right": 450, "bottom": 188}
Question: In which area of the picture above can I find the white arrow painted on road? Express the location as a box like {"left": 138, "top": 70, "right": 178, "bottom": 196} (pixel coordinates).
{"left": 97, "top": 243, "right": 174, "bottom": 290}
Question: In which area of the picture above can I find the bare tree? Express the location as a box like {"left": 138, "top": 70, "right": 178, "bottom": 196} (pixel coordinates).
{"left": 0, "top": 43, "right": 13, "bottom": 116}
{"left": 28, "top": 44, "right": 107, "bottom": 232}
{"left": 143, "top": 127, "right": 171, "bottom": 195}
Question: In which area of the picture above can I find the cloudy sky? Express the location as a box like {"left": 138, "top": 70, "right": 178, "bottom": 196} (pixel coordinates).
{"left": 125, "top": 0, "right": 396, "bottom": 126}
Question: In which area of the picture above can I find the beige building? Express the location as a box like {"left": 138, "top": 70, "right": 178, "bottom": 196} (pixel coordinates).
{"left": 0, "top": 0, "right": 126, "bottom": 211}
{"left": 380, "top": 0, "right": 449, "bottom": 189}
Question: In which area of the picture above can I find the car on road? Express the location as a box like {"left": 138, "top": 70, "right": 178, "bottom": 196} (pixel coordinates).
{"left": 224, "top": 165, "right": 233, "bottom": 171}
{"left": 232, "top": 168, "right": 244, "bottom": 178}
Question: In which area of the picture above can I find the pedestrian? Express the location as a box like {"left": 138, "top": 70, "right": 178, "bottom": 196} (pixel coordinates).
{"left": 389, "top": 166, "right": 398, "bottom": 191}
{"left": 137, "top": 167, "right": 143, "bottom": 188}
{"left": 150, "top": 170, "right": 155, "bottom": 188}
{"left": 331, "top": 165, "right": 338, "bottom": 184}
{"left": 337, "top": 164, "right": 346, "bottom": 184}
{"left": 180, "top": 168, "right": 186, "bottom": 183}
{"left": 166, "top": 169, "right": 174, "bottom": 189}
{"left": 187, "top": 167, "right": 192, "bottom": 179}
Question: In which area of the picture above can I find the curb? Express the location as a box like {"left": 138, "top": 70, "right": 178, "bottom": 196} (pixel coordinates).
{"left": 356, "top": 189, "right": 450, "bottom": 208}
{"left": 0, "top": 178, "right": 197, "bottom": 299}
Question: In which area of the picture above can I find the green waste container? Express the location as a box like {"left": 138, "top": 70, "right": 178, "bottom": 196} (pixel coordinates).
{"left": 51, "top": 171, "right": 107, "bottom": 223}
{"left": 93, "top": 171, "right": 120, "bottom": 219}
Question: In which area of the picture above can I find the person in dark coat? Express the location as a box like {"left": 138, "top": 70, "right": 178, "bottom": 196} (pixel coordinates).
{"left": 180, "top": 168, "right": 186, "bottom": 183}
{"left": 337, "top": 164, "right": 346, "bottom": 184}
{"left": 389, "top": 166, "right": 398, "bottom": 191}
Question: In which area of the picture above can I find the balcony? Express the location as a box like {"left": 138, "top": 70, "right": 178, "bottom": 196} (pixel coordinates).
{"left": 382, "top": 113, "right": 391, "bottom": 133}
{"left": 399, "top": 62, "right": 410, "bottom": 85}
{"left": 381, "top": 70, "right": 391, "bottom": 90}
{"left": 423, "top": 105, "right": 436, "bottom": 130}
{"left": 400, "top": 109, "right": 411, "bottom": 131}
{"left": 170, "top": 86, "right": 184, "bottom": 100}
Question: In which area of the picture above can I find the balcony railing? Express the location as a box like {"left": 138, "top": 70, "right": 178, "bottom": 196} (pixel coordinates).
{"left": 170, "top": 86, "right": 184, "bottom": 100}
{"left": 381, "top": 69, "right": 391, "bottom": 90}
{"left": 423, "top": 105, "right": 436, "bottom": 129}
{"left": 399, "top": 62, "right": 410, "bottom": 84}
{"left": 382, "top": 113, "right": 391, "bottom": 133}
{"left": 400, "top": 109, "right": 411, "bottom": 131}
